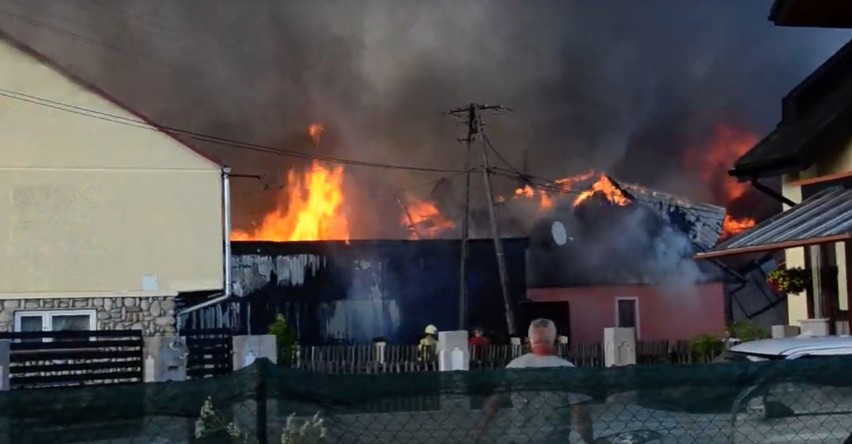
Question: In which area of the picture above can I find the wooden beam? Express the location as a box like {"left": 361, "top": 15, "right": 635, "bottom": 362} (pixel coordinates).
{"left": 789, "top": 169, "right": 852, "bottom": 187}
{"left": 819, "top": 245, "right": 838, "bottom": 334}
{"left": 805, "top": 248, "right": 815, "bottom": 319}
{"left": 846, "top": 241, "right": 852, "bottom": 329}
{"left": 695, "top": 233, "right": 852, "bottom": 260}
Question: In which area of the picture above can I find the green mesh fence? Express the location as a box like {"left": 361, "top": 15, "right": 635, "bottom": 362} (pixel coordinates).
{"left": 1, "top": 357, "right": 852, "bottom": 443}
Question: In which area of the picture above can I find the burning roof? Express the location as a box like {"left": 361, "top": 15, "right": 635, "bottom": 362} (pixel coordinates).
{"left": 502, "top": 171, "right": 728, "bottom": 250}
{"left": 230, "top": 124, "right": 756, "bottom": 247}
{"left": 517, "top": 172, "right": 728, "bottom": 287}
{"left": 616, "top": 181, "right": 726, "bottom": 250}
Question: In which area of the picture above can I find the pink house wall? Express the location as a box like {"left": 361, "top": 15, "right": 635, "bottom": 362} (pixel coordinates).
{"left": 526, "top": 284, "right": 727, "bottom": 344}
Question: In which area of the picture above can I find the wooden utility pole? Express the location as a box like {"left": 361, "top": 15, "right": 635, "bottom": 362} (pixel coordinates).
{"left": 446, "top": 103, "right": 517, "bottom": 335}
{"left": 459, "top": 105, "right": 475, "bottom": 330}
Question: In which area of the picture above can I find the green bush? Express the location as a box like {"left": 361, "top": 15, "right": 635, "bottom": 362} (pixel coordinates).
{"left": 727, "top": 321, "right": 770, "bottom": 343}
{"left": 269, "top": 314, "right": 298, "bottom": 366}
{"left": 690, "top": 333, "right": 724, "bottom": 360}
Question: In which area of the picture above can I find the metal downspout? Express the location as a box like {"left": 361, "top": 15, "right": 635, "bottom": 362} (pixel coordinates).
{"left": 223, "top": 167, "right": 233, "bottom": 297}
{"left": 174, "top": 167, "right": 234, "bottom": 334}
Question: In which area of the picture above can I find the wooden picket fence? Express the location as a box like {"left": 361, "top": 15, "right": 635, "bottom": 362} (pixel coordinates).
{"left": 636, "top": 339, "right": 716, "bottom": 365}
{"left": 291, "top": 340, "right": 711, "bottom": 375}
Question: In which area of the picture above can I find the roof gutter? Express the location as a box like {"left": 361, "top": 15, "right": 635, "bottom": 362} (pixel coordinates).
{"left": 750, "top": 178, "right": 798, "bottom": 207}
{"left": 768, "top": 0, "right": 794, "bottom": 24}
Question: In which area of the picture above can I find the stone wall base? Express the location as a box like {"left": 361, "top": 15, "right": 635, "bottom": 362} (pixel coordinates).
{"left": 0, "top": 296, "right": 176, "bottom": 335}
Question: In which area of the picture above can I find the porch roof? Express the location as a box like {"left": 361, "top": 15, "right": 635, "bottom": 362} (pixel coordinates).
{"left": 770, "top": 0, "right": 852, "bottom": 28}
{"left": 695, "top": 186, "right": 852, "bottom": 260}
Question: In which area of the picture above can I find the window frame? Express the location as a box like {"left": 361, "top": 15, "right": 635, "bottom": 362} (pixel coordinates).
{"left": 614, "top": 297, "right": 640, "bottom": 335}
{"left": 13, "top": 309, "right": 97, "bottom": 333}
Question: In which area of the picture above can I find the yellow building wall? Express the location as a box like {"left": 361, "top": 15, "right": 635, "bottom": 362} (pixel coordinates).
{"left": 781, "top": 178, "right": 808, "bottom": 325}
{"left": 0, "top": 41, "right": 223, "bottom": 298}
{"left": 782, "top": 137, "right": 852, "bottom": 325}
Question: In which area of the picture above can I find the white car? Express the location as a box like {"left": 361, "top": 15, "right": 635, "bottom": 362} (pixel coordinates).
{"left": 719, "top": 335, "right": 852, "bottom": 361}
{"left": 592, "top": 336, "right": 852, "bottom": 443}
{"left": 722, "top": 335, "right": 852, "bottom": 443}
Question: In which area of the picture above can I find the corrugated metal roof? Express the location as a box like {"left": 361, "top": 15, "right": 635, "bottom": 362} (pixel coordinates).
{"left": 696, "top": 186, "right": 852, "bottom": 259}
{"left": 616, "top": 181, "right": 726, "bottom": 250}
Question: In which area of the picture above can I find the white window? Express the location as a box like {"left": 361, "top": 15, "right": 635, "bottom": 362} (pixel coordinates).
{"left": 615, "top": 297, "right": 639, "bottom": 333}
{"left": 14, "top": 309, "right": 97, "bottom": 333}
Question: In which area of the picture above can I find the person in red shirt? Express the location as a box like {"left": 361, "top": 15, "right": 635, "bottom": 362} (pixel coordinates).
{"left": 469, "top": 327, "right": 490, "bottom": 347}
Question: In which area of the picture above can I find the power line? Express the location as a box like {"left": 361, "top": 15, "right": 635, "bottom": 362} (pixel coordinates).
{"left": 481, "top": 132, "right": 538, "bottom": 191}
{"left": 0, "top": 6, "right": 183, "bottom": 69}
{"left": 87, "top": 0, "right": 188, "bottom": 38}
{"left": 490, "top": 167, "right": 580, "bottom": 195}
{"left": 479, "top": 132, "right": 573, "bottom": 195}
{"left": 398, "top": 170, "right": 472, "bottom": 193}
{"left": 0, "top": 87, "right": 467, "bottom": 173}
{"left": 481, "top": 133, "right": 589, "bottom": 196}
{"left": 479, "top": 129, "right": 605, "bottom": 197}
{"left": 10, "top": 0, "right": 92, "bottom": 32}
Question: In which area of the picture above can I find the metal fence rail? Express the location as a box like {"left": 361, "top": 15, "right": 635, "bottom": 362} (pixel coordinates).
{"left": 0, "top": 329, "right": 144, "bottom": 389}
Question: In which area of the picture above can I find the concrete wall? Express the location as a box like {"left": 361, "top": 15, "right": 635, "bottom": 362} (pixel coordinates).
{"left": 781, "top": 138, "right": 852, "bottom": 326}
{"left": 0, "top": 40, "right": 223, "bottom": 299}
{"left": 527, "top": 283, "right": 726, "bottom": 343}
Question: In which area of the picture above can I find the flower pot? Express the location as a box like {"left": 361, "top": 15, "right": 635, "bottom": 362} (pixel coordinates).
{"left": 767, "top": 281, "right": 783, "bottom": 294}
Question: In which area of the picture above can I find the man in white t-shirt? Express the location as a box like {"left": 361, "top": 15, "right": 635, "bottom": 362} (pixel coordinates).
{"left": 476, "top": 319, "right": 595, "bottom": 443}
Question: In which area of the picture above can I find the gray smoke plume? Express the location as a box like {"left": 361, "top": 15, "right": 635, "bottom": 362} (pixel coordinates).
{"left": 0, "top": 0, "right": 849, "bottom": 239}
{"left": 526, "top": 193, "right": 716, "bottom": 287}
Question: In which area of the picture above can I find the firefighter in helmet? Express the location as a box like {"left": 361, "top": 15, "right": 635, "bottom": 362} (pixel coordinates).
{"left": 418, "top": 324, "right": 438, "bottom": 361}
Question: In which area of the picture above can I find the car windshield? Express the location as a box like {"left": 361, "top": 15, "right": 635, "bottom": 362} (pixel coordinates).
{"left": 712, "top": 351, "right": 772, "bottom": 363}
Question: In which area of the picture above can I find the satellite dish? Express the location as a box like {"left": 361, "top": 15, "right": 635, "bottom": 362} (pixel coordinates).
{"left": 551, "top": 221, "right": 568, "bottom": 246}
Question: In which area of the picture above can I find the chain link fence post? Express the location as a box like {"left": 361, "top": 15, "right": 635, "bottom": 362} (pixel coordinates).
{"left": 255, "top": 358, "right": 269, "bottom": 444}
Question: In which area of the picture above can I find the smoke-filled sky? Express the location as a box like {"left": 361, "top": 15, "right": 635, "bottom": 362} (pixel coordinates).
{"left": 0, "top": 0, "right": 849, "bottom": 233}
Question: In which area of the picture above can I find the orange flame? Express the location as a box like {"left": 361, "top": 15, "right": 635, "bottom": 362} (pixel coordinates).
{"left": 231, "top": 123, "right": 349, "bottom": 242}
{"left": 687, "top": 125, "right": 758, "bottom": 205}
{"left": 509, "top": 170, "right": 627, "bottom": 211}
{"left": 554, "top": 171, "right": 596, "bottom": 191}
{"left": 683, "top": 125, "right": 760, "bottom": 242}
{"left": 515, "top": 185, "right": 535, "bottom": 198}
{"left": 512, "top": 184, "right": 554, "bottom": 209}
{"left": 540, "top": 193, "right": 554, "bottom": 209}
{"left": 308, "top": 123, "right": 325, "bottom": 147}
{"left": 231, "top": 160, "right": 349, "bottom": 241}
{"left": 721, "top": 214, "right": 755, "bottom": 239}
{"left": 401, "top": 196, "right": 456, "bottom": 240}
{"left": 573, "top": 174, "right": 629, "bottom": 207}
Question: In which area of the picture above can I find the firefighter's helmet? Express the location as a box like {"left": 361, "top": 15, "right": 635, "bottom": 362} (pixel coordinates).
{"left": 424, "top": 324, "right": 438, "bottom": 335}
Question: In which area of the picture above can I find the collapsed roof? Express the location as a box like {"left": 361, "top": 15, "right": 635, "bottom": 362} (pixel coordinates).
{"left": 500, "top": 172, "right": 726, "bottom": 249}
{"left": 616, "top": 180, "right": 726, "bottom": 251}
{"left": 522, "top": 173, "right": 727, "bottom": 287}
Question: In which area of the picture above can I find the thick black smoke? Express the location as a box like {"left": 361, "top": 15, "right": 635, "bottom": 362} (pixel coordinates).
{"left": 0, "top": 0, "right": 848, "bottom": 237}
